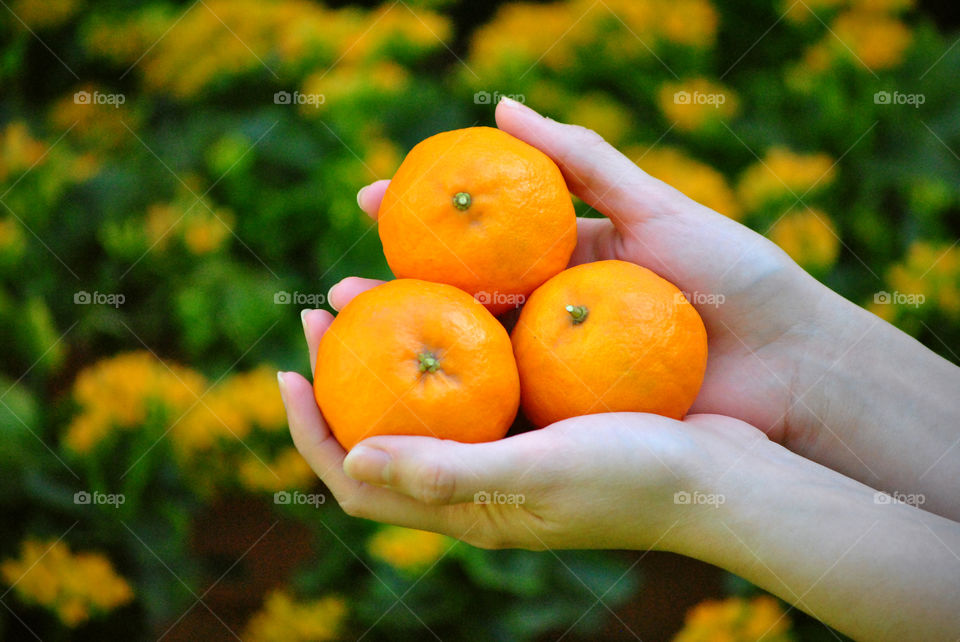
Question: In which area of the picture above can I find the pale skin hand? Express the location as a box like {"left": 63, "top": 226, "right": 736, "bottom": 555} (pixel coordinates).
{"left": 278, "top": 99, "right": 960, "bottom": 640}
{"left": 330, "top": 98, "right": 960, "bottom": 520}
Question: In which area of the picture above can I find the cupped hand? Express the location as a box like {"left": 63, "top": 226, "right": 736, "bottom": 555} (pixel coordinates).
{"left": 280, "top": 304, "right": 768, "bottom": 551}
{"left": 349, "top": 98, "right": 837, "bottom": 450}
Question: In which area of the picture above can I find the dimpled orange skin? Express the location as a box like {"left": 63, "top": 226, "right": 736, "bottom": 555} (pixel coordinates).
{"left": 378, "top": 127, "right": 577, "bottom": 315}
{"left": 314, "top": 279, "right": 520, "bottom": 451}
{"left": 511, "top": 260, "right": 708, "bottom": 426}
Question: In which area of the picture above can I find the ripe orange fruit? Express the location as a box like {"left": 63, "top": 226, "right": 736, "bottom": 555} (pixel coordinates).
{"left": 378, "top": 127, "right": 577, "bottom": 315}
{"left": 313, "top": 279, "right": 520, "bottom": 450}
{"left": 511, "top": 260, "right": 708, "bottom": 426}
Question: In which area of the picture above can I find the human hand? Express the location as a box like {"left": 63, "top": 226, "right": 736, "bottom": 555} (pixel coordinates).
{"left": 280, "top": 305, "right": 767, "bottom": 551}
{"left": 348, "top": 98, "right": 828, "bottom": 447}
{"left": 344, "top": 100, "right": 960, "bottom": 520}
{"left": 281, "top": 309, "right": 960, "bottom": 642}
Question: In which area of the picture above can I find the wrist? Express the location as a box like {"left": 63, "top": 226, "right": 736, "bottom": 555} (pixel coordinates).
{"left": 657, "top": 422, "right": 786, "bottom": 555}
{"left": 786, "top": 284, "right": 960, "bottom": 519}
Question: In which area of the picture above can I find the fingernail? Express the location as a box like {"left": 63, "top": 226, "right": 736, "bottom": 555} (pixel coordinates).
{"left": 300, "top": 308, "right": 310, "bottom": 327}
{"left": 357, "top": 185, "right": 369, "bottom": 209}
{"left": 343, "top": 446, "right": 391, "bottom": 485}
{"left": 499, "top": 96, "right": 539, "bottom": 116}
{"left": 277, "top": 371, "right": 287, "bottom": 395}
{"left": 327, "top": 283, "right": 340, "bottom": 310}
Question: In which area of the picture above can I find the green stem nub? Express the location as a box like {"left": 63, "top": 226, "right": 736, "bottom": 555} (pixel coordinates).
{"left": 418, "top": 352, "right": 440, "bottom": 373}
{"left": 565, "top": 304, "right": 589, "bottom": 325}
{"left": 452, "top": 192, "right": 472, "bottom": 211}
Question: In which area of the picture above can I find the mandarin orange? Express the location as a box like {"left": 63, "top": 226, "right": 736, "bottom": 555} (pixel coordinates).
{"left": 314, "top": 279, "right": 520, "bottom": 450}
{"left": 378, "top": 127, "right": 576, "bottom": 315}
{"left": 511, "top": 260, "right": 708, "bottom": 426}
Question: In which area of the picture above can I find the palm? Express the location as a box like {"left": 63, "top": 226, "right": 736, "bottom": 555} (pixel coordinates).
{"left": 598, "top": 222, "right": 820, "bottom": 445}
{"left": 283, "top": 311, "right": 766, "bottom": 550}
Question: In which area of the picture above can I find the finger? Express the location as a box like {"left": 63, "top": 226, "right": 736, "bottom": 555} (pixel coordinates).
{"left": 342, "top": 432, "right": 549, "bottom": 506}
{"left": 495, "top": 98, "right": 768, "bottom": 289}
{"left": 301, "top": 309, "right": 333, "bottom": 378}
{"left": 495, "top": 98, "right": 689, "bottom": 231}
{"left": 327, "top": 277, "right": 385, "bottom": 311}
{"left": 569, "top": 217, "right": 617, "bottom": 267}
{"left": 279, "top": 371, "right": 478, "bottom": 535}
{"left": 357, "top": 179, "right": 390, "bottom": 219}
{"left": 279, "top": 370, "right": 350, "bottom": 494}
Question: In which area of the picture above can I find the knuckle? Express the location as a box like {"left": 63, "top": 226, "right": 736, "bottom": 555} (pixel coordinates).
{"left": 415, "top": 461, "right": 457, "bottom": 505}
{"left": 338, "top": 494, "right": 367, "bottom": 519}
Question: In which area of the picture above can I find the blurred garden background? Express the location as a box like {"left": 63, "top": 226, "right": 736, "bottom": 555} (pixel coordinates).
{"left": 1, "top": 0, "right": 959, "bottom": 639}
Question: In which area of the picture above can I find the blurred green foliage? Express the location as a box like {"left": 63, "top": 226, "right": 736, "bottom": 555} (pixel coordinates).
{"left": 0, "top": 0, "right": 957, "bottom": 639}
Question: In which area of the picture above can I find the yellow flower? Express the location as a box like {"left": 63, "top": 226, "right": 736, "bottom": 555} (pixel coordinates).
{"left": 9, "top": 0, "right": 80, "bottom": 30}
{"left": 338, "top": 3, "right": 451, "bottom": 65}
{"left": 145, "top": 203, "right": 179, "bottom": 250}
{"left": 802, "top": 40, "right": 834, "bottom": 73}
{"left": 133, "top": 0, "right": 334, "bottom": 97}
{"left": 1, "top": 538, "right": 133, "bottom": 627}
{"left": 658, "top": 78, "right": 739, "bottom": 132}
{"left": 49, "top": 85, "right": 136, "bottom": 150}
{"left": 82, "top": 7, "right": 175, "bottom": 66}
{"left": 0, "top": 217, "right": 26, "bottom": 257}
{"left": 865, "top": 299, "right": 897, "bottom": 322}
{"left": 565, "top": 93, "right": 634, "bottom": 147}
{"left": 301, "top": 61, "right": 410, "bottom": 113}
{"left": 659, "top": 0, "right": 718, "bottom": 47}
{"left": 767, "top": 208, "right": 840, "bottom": 274}
{"left": 886, "top": 241, "right": 960, "bottom": 318}
{"left": 174, "top": 365, "right": 286, "bottom": 455}
{"left": 737, "top": 147, "right": 835, "bottom": 212}
{"left": 112, "top": 0, "right": 448, "bottom": 98}
{"left": 850, "top": 0, "right": 913, "bottom": 12}
{"left": 64, "top": 351, "right": 207, "bottom": 453}
{"left": 468, "top": 3, "right": 578, "bottom": 74}
{"left": 830, "top": 10, "right": 912, "bottom": 70}
{"left": 245, "top": 590, "right": 347, "bottom": 642}
{"left": 238, "top": 447, "right": 315, "bottom": 492}
{"left": 0, "top": 121, "right": 48, "bottom": 183}
{"left": 183, "top": 210, "right": 233, "bottom": 255}
{"left": 142, "top": 189, "right": 234, "bottom": 255}
{"left": 364, "top": 137, "right": 402, "bottom": 180}
{"left": 367, "top": 526, "right": 452, "bottom": 573}
{"left": 673, "top": 595, "right": 794, "bottom": 642}
{"left": 783, "top": 0, "right": 845, "bottom": 24}
{"left": 628, "top": 146, "right": 741, "bottom": 220}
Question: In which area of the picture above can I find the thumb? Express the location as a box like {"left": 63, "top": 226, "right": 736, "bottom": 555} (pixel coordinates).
{"left": 342, "top": 435, "right": 532, "bottom": 506}
{"left": 494, "top": 97, "right": 687, "bottom": 231}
